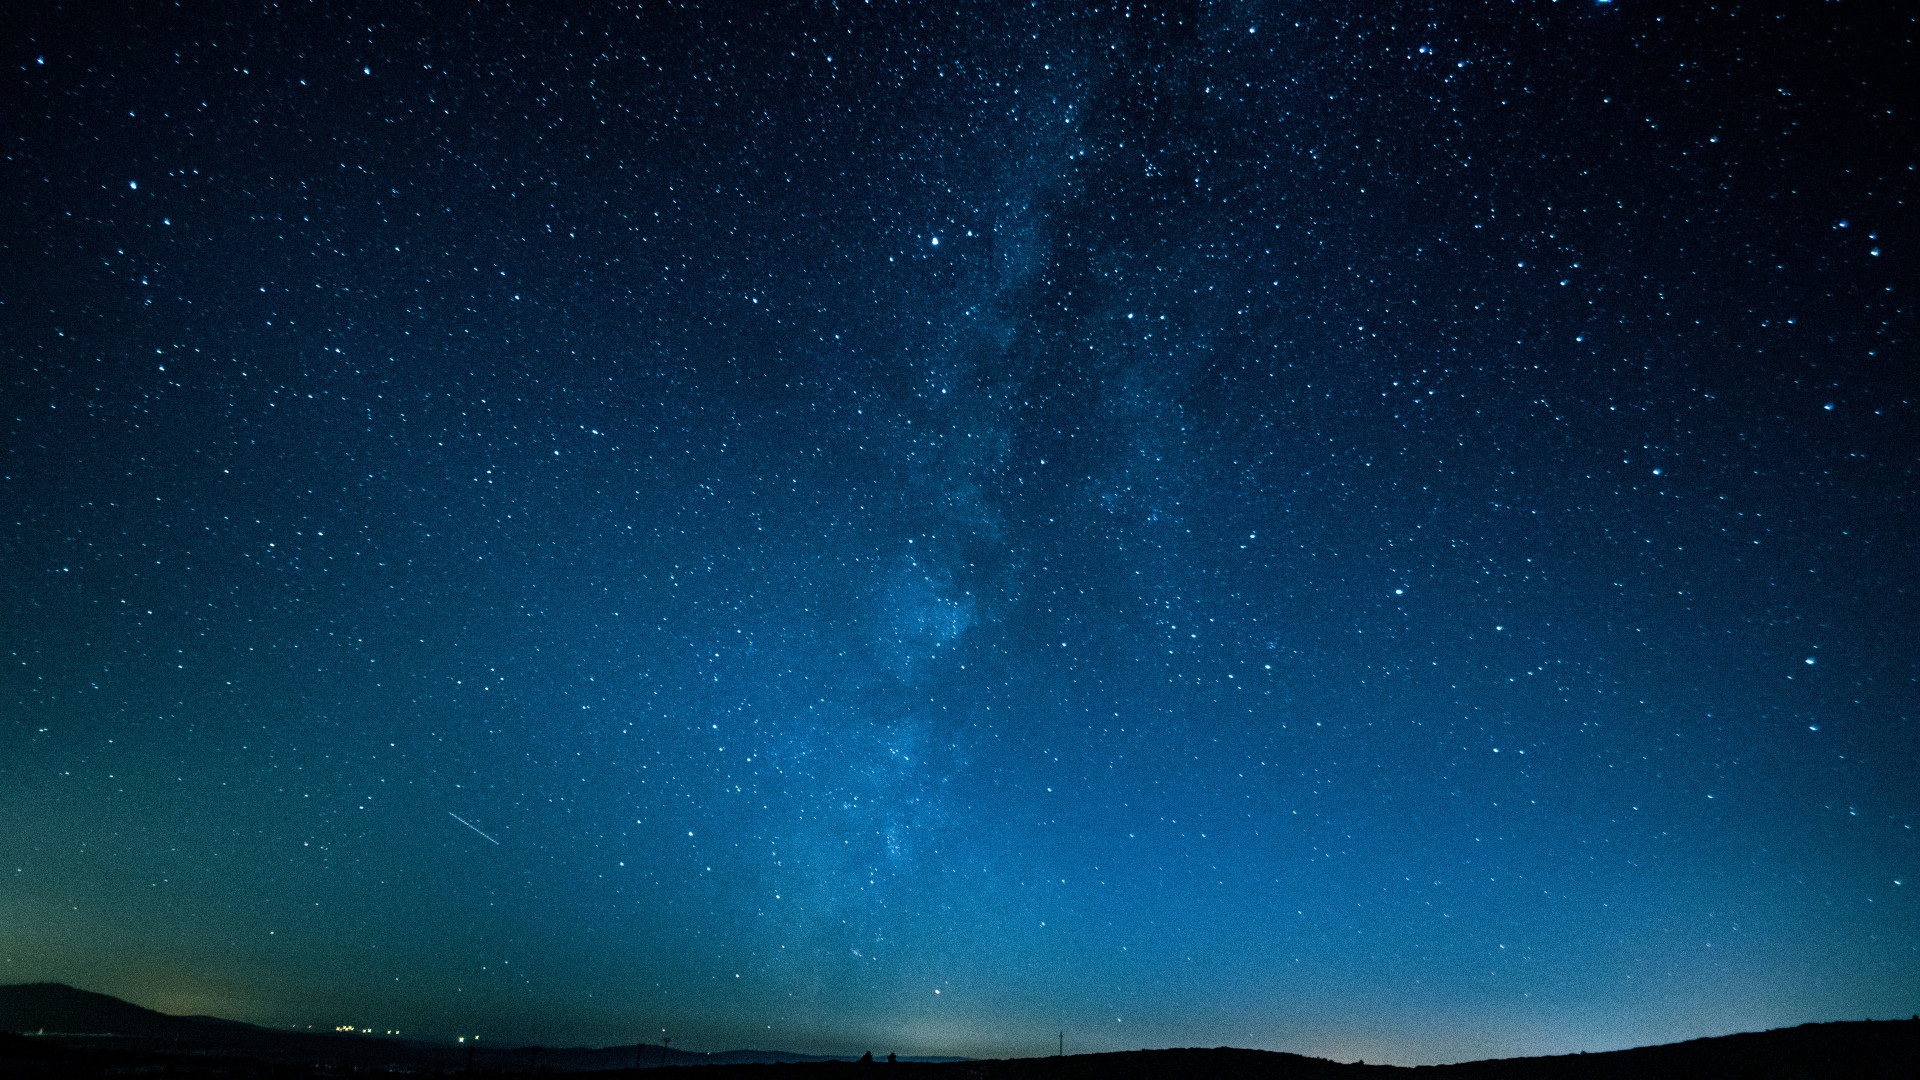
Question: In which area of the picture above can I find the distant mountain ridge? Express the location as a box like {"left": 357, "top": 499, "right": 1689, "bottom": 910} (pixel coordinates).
{"left": 0, "top": 982, "right": 961, "bottom": 1068}
{"left": 2, "top": 982, "right": 1914, "bottom": 1077}
{"left": 0, "top": 982, "right": 276, "bottom": 1039}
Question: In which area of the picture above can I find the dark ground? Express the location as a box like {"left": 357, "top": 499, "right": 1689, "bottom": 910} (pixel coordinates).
{"left": 3, "top": 1019, "right": 1915, "bottom": 1078}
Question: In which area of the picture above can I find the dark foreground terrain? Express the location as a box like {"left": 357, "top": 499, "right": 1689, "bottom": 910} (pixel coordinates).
{"left": 2, "top": 983, "right": 1914, "bottom": 1078}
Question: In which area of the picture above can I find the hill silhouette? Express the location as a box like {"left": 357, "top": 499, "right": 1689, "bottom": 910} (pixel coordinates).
{"left": 0, "top": 982, "right": 272, "bottom": 1039}
{"left": 0, "top": 982, "right": 960, "bottom": 1072}
{"left": 2, "top": 982, "right": 1914, "bottom": 1077}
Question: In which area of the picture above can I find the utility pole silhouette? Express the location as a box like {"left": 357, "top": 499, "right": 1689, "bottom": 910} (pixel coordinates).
{"left": 1058, "top": 1030, "right": 1064, "bottom": 1057}
{"left": 660, "top": 1035, "right": 671, "bottom": 1067}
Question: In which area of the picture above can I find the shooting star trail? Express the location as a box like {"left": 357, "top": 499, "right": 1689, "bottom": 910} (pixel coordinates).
{"left": 448, "top": 811, "right": 500, "bottom": 844}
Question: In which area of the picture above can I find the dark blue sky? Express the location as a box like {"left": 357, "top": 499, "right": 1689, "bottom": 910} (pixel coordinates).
{"left": 3, "top": 0, "right": 1914, "bottom": 1066}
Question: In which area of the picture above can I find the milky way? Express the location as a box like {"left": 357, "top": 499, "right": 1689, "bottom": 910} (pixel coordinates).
{"left": 3, "top": 1, "right": 1914, "bottom": 1066}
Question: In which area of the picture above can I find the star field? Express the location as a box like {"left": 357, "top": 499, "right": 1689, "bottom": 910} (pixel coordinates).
{"left": 3, "top": 0, "right": 1915, "bottom": 1067}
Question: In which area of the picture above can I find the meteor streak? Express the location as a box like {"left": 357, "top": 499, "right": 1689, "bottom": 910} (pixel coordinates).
{"left": 448, "top": 811, "right": 499, "bottom": 844}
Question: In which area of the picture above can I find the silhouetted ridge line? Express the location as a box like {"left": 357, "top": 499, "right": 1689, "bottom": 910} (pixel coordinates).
{"left": 3, "top": 984, "right": 1915, "bottom": 1076}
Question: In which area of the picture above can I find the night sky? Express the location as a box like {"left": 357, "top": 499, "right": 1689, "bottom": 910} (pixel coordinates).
{"left": 3, "top": 0, "right": 1915, "bottom": 1067}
